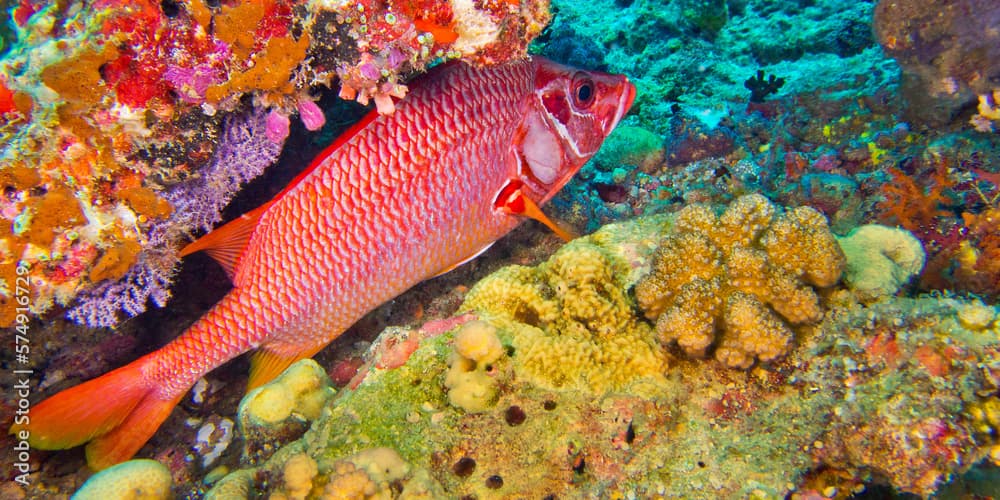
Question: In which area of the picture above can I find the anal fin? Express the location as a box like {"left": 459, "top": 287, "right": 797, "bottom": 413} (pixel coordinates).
{"left": 248, "top": 343, "right": 326, "bottom": 391}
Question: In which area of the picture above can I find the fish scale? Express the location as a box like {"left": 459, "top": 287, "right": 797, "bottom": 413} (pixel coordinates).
{"left": 13, "top": 56, "right": 636, "bottom": 470}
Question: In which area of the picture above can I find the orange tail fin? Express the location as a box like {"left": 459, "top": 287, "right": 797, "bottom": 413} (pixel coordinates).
{"left": 10, "top": 355, "right": 183, "bottom": 470}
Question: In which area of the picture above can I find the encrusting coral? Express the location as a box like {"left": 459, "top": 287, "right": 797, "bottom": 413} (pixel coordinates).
{"left": 836, "top": 224, "right": 925, "bottom": 302}
{"left": 70, "top": 458, "right": 172, "bottom": 500}
{"left": 461, "top": 236, "right": 668, "bottom": 394}
{"left": 264, "top": 447, "right": 441, "bottom": 500}
{"left": 634, "top": 194, "right": 845, "bottom": 368}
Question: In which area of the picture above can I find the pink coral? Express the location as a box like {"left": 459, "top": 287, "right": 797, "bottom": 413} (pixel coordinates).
{"left": 266, "top": 110, "right": 291, "bottom": 144}
{"left": 297, "top": 99, "right": 326, "bottom": 131}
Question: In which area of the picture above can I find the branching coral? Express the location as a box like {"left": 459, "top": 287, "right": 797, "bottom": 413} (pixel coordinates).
{"left": 461, "top": 239, "right": 667, "bottom": 394}
{"left": 634, "top": 194, "right": 845, "bottom": 368}
{"left": 876, "top": 164, "right": 956, "bottom": 237}
{"left": 951, "top": 206, "right": 1000, "bottom": 298}
{"left": 878, "top": 155, "right": 1000, "bottom": 299}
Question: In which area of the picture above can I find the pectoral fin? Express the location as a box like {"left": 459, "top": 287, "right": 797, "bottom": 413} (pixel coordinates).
{"left": 495, "top": 180, "right": 576, "bottom": 242}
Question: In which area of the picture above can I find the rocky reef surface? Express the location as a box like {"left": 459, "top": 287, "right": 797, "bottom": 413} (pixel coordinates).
{"left": 206, "top": 211, "right": 999, "bottom": 499}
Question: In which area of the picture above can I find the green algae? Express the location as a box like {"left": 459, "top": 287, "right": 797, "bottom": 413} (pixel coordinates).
{"left": 301, "top": 332, "right": 482, "bottom": 469}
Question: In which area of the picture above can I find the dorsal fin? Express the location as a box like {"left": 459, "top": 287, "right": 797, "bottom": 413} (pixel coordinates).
{"left": 179, "top": 106, "right": 381, "bottom": 280}
{"left": 271, "top": 108, "right": 380, "bottom": 201}
{"left": 179, "top": 202, "right": 272, "bottom": 280}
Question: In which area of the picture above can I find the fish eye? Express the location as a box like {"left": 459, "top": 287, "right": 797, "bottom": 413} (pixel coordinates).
{"left": 572, "top": 74, "right": 596, "bottom": 108}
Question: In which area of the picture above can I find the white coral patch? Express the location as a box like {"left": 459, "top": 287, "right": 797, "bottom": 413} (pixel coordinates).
{"left": 450, "top": 0, "right": 499, "bottom": 55}
{"left": 195, "top": 417, "right": 234, "bottom": 468}
{"left": 109, "top": 103, "right": 153, "bottom": 139}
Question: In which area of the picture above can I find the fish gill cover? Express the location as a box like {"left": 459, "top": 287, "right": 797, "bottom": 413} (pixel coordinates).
{"left": 1, "top": 0, "right": 1000, "bottom": 498}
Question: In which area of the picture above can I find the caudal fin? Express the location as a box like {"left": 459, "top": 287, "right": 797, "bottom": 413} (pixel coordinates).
{"left": 10, "top": 355, "right": 183, "bottom": 470}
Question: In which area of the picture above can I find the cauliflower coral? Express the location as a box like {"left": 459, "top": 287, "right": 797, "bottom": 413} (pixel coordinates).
{"left": 634, "top": 194, "right": 845, "bottom": 368}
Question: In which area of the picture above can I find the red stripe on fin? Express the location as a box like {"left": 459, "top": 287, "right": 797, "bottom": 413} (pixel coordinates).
{"left": 179, "top": 202, "right": 272, "bottom": 280}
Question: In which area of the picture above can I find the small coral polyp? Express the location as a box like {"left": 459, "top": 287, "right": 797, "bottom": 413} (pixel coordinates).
{"left": 635, "top": 194, "right": 845, "bottom": 368}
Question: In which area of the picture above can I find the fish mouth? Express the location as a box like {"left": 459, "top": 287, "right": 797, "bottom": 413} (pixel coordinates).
{"left": 604, "top": 78, "right": 637, "bottom": 136}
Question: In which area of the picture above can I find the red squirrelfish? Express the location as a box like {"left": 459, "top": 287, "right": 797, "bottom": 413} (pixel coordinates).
{"left": 13, "top": 56, "right": 636, "bottom": 469}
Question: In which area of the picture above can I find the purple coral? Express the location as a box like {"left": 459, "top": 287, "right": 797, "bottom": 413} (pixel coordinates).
{"left": 164, "top": 65, "right": 224, "bottom": 103}
{"left": 68, "top": 110, "right": 284, "bottom": 327}
{"left": 167, "top": 110, "right": 284, "bottom": 233}
{"left": 66, "top": 257, "right": 174, "bottom": 328}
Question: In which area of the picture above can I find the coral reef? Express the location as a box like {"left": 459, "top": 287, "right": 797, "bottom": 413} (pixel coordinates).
{"left": 192, "top": 415, "right": 235, "bottom": 469}
{"left": 868, "top": 151, "right": 1000, "bottom": 300}
{"left": 634, "top": 194, "right": 845, "bottom": 368}
{"left": 263, "top": 447, "right": 443, "bottom": 499}
{"left": 237, "top": 359, "right": 334, "bottom": 462}
{"left": 461, "top": 223, "right": 668, "bottom": 394}
{"left": 71, "top": 459, "right": 172, "bottom": 500}
{"left": 536, "top": 0, "right": 997, "bottom": 309}
{"left": 874, "top": 0, "right": 1000, "bottom": 129}
{"left": 203, "top": 214, "right": 999, "bottom": 499}
{"left": 444, "top": 320, "right": 505, "bottom": 412}
{"left": 6, "top": 0, "right": 1000, "bottom": 497}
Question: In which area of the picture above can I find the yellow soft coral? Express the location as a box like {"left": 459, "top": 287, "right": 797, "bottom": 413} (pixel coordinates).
{"left": 635, "top": 194, "right": 845, "bottom": 368}
{"left": 461, "top": 239, "right": 667, "bottom": 395}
